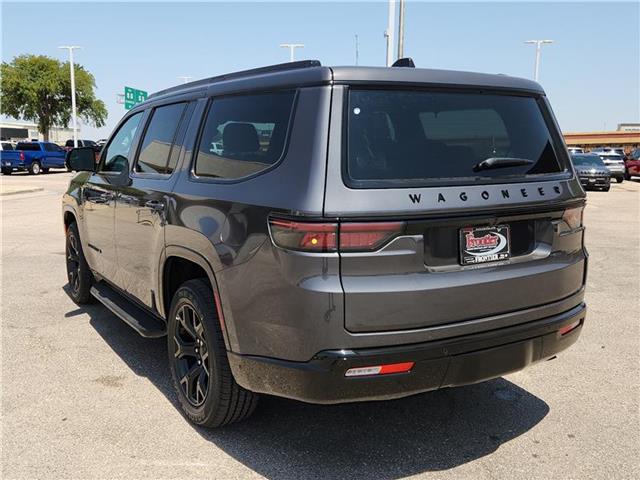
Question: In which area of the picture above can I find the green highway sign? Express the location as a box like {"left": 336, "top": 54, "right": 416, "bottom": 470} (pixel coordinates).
{"left": 124, "top": 86, "right": 148, "bottom": 110}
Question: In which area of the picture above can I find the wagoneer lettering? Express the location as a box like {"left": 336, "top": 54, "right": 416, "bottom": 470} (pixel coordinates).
{"left": 63, "top": 59, "right": 587, "bottom": 428}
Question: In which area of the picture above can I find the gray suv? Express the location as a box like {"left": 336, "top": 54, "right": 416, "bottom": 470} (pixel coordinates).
{"left": 63, "top": 60, "right": 587, "bottom": 427}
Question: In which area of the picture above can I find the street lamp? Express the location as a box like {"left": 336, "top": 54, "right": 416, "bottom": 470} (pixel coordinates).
{"left": 59, "top": 45, "right": 81, "bottom": 147}
{"left": 279, "top": 43, "right": 304, "bottom": 62}
{"left": 524, "top": 39, "right": 554, "bottom": 82}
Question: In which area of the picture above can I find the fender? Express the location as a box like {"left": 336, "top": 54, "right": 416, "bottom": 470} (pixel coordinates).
{"left": 159, "top": 244, "right": 237, "bottom": 352}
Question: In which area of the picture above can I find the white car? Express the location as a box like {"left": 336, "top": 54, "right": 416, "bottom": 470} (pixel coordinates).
{"left": 596, "top": 152, "right": 626, "bottom": 183}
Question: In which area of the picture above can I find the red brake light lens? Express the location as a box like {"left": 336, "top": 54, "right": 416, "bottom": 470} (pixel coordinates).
{"left": 340, "top": 222, "right": 404, "bottom": 251}
{"left": 19, "top": 151, "right": 24, "bottom": 161}
{"left": 269, "top": 219, "right": 338, "bottom": 252}
{"left": 562, "top": 206, "right": 584, "bottom": 231}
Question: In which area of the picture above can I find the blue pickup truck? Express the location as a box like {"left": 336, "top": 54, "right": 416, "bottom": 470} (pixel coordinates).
{"left": 1, "top": 141, "right": 67, "bottom": 175}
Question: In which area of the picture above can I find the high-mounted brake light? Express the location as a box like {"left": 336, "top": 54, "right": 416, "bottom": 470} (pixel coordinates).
{"left": 269, "top": 218, "right": 405, "bottom": 253}
{"left": 345, "top": 361, "right": 415, "bottom": 377}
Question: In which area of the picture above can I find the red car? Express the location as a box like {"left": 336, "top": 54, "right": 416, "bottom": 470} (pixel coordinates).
{"left": 625, "top": 149, "right": 640, "bottom": 180}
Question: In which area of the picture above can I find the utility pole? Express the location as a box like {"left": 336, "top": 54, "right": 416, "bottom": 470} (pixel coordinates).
{"left": 355, "top": 34, "right": 359, "bottom": 66}
{"left": 524, "top": 39, "right": 554, "bottom": 81}
{"left": 384, "top": 0, "right": 395, "bottom": 66}
{"left": 279, "top": 43, "right": 304, "bottom": 62}
{"left": 397, "top": 0, "right": 405, "bottom": 59}
{"left": 58, "top": 45, "right": 81, "bottom": 147}
{"left": 177, "top": 76, "right": 192, "bottom": 84}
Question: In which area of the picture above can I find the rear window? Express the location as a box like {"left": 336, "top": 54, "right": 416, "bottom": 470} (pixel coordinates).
{"left": 346, "top": 89, "right": 565, "bottom": 187}
{"left": 16, "top": 143, "right": 40, "bottom": 151}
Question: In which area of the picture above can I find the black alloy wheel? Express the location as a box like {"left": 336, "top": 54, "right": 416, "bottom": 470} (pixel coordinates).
{"left": 172, "top": 303, "right": 210, "bottom": 407}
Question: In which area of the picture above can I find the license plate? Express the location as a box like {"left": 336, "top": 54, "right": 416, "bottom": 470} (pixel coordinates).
{"left": 460, "top": 225, "right": 511, "bottom": 265}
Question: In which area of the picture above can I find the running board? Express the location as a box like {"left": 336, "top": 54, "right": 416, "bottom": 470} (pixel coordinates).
{"left": 90, "top": 283, "right": 166, "bottom": 338}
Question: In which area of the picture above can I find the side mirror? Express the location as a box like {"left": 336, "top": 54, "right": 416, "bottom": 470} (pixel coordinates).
{"left": 67, "top": 147, "right": 96, "bottom": 172}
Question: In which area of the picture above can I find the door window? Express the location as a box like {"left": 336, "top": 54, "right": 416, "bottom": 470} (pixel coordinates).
{"left": 100, "top": 113, "right": 143, "bottom": 173}
{"left": 135, "top": 102, "right": 187, "bottom": 175}
{"left": 194, "top": 91, "right": 296, "bottom": 179}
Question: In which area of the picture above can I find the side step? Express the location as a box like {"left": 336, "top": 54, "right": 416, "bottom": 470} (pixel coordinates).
{"left": 90, "top": 282, "right": 166, "bottom": 338}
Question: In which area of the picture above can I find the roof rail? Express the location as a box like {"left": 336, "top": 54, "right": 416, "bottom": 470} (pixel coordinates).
{"left": 148, "top": 60, "right": 322, "bottom": 100}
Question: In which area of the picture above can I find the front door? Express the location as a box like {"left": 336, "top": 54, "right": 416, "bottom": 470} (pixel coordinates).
{"left": 83, "top": 112, "right": 144, "bottom": 283}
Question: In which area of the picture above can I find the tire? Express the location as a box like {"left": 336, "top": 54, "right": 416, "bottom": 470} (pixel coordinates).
{"left": 65, "top": 222, "right": 94, "bottom": 304}
{"left": 1, "top": 168, "right": 11, "bottom": 175}
{"left": 42, "top": 167, "right": 50, "bottom": 173}
{"left": 167, "top": 278, "right": 258, "bottom": 428}
{"left": 29, "top": 161, "right": 41, "bottom": 175}
{"left": 616, "top": 176, "right": 623, "bottom": 183}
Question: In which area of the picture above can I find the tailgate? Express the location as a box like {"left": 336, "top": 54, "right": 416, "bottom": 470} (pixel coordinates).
{"left": 341, "top": 206, "right": 586, "bottom": 333}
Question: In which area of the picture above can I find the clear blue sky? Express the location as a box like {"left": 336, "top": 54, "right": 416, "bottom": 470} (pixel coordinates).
{"left": 2, "top": 1, "right": 638, "bottom": 138}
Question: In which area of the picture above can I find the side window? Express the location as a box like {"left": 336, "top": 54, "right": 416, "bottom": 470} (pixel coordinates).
{"left": 135, "top": 102, "right": 187, "bottom": 175}
{"left": 194, "top": 91, "right": 295, "bottom": 179}
{"left": 100, "top": 112, "right": 143, "bottom": 173}
{"left": 44, "top": 143, "right": 54, "bottom": 152}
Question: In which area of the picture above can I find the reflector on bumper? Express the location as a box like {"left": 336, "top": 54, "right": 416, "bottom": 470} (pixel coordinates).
{"left": 344, "top": 362, "right": 415, "bottom": 377}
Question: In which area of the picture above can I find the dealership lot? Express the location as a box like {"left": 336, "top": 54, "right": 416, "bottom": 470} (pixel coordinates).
{"left": 1, "top": 172, "right": 638, "bottom": 479}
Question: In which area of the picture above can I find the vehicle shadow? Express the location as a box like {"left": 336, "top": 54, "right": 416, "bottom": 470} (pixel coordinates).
{"left": 80, "top": 298, "right": 549, "bottom": 479}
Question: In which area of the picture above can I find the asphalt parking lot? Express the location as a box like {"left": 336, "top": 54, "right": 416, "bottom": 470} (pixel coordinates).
{"left": 1, "top": 171, "right": 638, "bottom": 479}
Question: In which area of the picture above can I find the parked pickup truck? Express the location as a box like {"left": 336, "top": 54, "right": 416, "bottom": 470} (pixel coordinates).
{"left": 1, "top": 141, "right": 67, "bottom": 175}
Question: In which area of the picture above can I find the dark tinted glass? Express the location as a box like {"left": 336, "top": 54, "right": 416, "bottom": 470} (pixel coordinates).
{"left": 83, "top": 140, "right": 96, "bottom": 147}
{"left": 347, "top": 90, "right": 564, "bottom": 186}
{"left": 136, "top": 103, "right": 186, "bottom": 174}
{"left": 17, "top": 143, "right": 40, "bottom": 151}
{"left": 572, "top": 155, "right": 605, "bottom": 167}
{"left": 1, "top": 143, "right": 14, "bottom": 150}
{"left": 194, "top": 91, "right": 295, "bottom": 179}
{"left": 65, "top": 140, "right": 74, "bottom": 147}
{"left": 101, "top": 113, "right": 143, "bottom": 173}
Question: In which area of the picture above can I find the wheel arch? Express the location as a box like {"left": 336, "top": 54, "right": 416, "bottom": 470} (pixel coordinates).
{"left": 160, "top": 246, "right": 233, "bottom": 350}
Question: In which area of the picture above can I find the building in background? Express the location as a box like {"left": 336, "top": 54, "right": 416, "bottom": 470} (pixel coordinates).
{"left": 564, "top": 124, "right": 640, "bottom": 155}
{"left": 0, "top": 120, "right": 78, "bottom": 144}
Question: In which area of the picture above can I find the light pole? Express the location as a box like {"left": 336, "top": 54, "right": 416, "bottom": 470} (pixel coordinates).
{"left": 397, "top": 0, "right": 406, "bottom": 60}
{"left": 178, "top": 76, "right": 192, "bottom": 84}
{"left": 524, "top": 39, "right": 554, "bottom": 81}
{"left": 279, "top": 43, "right": 304, "bottom": 62}
{"left": 384, "top": 0, "right": 395, "bottom": 66}
{"left": 59, "top": 45, "right": 81, "bottom": 147}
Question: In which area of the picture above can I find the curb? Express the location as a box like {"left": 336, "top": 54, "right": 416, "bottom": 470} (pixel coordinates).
{"left": 0, "top": 187, "right": 45, "bottom": 196}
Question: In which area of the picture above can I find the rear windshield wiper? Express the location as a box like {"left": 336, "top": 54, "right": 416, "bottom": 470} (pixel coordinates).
{"left": 473, "top": 157, "right": 535, "bottom": 172}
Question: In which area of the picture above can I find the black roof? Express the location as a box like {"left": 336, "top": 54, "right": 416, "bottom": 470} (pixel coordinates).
{"left": 145, "top": 60, "right": 544, "bottom": 105}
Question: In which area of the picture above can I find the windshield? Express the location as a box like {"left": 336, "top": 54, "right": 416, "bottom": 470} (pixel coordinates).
{"left": 82, "top": 140, "right": 97, "bottom": 146}
{"left": 346, "top": 89, "right": 564, "bottom": 187}
{"left": 572, "top": 155, "right": 605, "bottom": 167}
{"left": 598, "top": 154, "right": 623, "bottom": 161}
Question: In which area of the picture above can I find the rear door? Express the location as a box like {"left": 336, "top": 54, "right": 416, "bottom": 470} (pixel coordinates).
{"left": 114, "top": 101, "right": 192, "bottom": 309}
{"left": 325, "top": 86, "right": 586, "bottom": 333}
{"left": 43, "top": 143, "right": 66, "bottom": 167}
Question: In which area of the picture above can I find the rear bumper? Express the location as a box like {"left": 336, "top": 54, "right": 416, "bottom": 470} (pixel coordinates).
{"left": 229, "top": 302, "right": 586, "bottom": 404}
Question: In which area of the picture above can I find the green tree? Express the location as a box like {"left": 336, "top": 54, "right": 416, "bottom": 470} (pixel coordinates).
{"left": 1, "top": 54, "right": 107, "bottom": 141}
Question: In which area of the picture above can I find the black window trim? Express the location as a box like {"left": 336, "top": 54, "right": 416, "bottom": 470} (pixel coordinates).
{"left": 188, "top": 88, "right": 299, "bottom": 185}
{"left": 130, "top": 100, "right": 190, "bottom": 180}
{"left": 97, "top": 110, "right": 145, "bottom": 176}
{"left": 340, "top": 85, "right": 573, "bottom": 190}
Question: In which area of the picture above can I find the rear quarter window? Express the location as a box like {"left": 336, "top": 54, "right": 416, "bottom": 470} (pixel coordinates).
{"left": 194, "top": 91, "right": 296, "bottom": 180}
{"left": 346, "top": 89, "right": 566, "bottom": 187}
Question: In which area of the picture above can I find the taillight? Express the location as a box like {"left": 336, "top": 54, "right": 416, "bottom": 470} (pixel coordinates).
{"left": 19, "top": 152, "right": 24, "bottom": 161}
{"left": 269, "top": 219, "right": 338, "bottom": 252}
{"left": 562, "top": 206, "right": 584, "bottom": 231}
{"left": 269, "top": 218, "right": 405, "bottom": 253}
{"left": 558, "top": 319, "right": 581, "bottom": 336}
